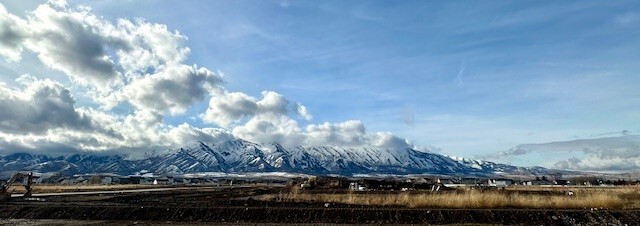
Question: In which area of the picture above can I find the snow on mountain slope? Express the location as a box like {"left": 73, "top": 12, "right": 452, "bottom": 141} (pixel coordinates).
{"left": 448, "top": 156, "right": 552, "bottom": 175}
{"left": 0, "top": 139, "right": 557, "bottom": 177}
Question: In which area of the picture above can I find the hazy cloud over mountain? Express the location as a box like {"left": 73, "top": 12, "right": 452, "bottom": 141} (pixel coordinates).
{"left": 483, "top": 136, "right": 640, "bottom": 171}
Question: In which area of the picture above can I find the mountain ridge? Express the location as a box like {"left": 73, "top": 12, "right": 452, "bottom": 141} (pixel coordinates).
{"left": 0, "top": 139, "right": 562, "bottom": 178}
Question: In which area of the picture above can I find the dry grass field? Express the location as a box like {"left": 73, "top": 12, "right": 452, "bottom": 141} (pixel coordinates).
{"left": 3, "top": 184, "right": 640, "bottom": 224}
{"left": 6, "top": 183, "right": 640, "bottom": 210}
{"left": 260, "top": 186, "right": 640, "bottom": 209}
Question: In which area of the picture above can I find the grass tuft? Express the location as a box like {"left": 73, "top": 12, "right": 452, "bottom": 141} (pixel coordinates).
{"left": 261, "top": 187, "right": 639, "bottom": 209}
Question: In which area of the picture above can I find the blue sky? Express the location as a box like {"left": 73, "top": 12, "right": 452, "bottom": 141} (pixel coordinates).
{"left": 0, "top": 0, "right": 639, "bottom": 171}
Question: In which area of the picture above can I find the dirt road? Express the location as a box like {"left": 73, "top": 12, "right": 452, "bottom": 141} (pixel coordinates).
{"left": 11, "top": 187, "right": 204, "bottom": 198}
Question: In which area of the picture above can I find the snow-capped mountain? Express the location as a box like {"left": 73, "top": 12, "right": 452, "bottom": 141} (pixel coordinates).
{"left": 447, "top": 156, "right": 551, "bottom": 176}
{"left": 0, "top": 139, "right": 560, "bottom": 178}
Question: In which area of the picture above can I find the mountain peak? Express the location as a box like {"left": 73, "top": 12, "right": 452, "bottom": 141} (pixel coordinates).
{"left": 0, "top": 141, "right": 559, "bottom": 178}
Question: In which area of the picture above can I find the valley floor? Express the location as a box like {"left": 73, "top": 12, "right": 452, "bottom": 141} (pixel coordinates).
{"left": 1, "top": 185, "right": 639, "bottom": 225}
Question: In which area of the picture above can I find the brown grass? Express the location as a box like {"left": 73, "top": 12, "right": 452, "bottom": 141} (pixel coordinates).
{"left": 507, "top": 185, "right": 640, "bottom": 192}
{"left": 260, "top": 187, "right": 640, "bottom": 209}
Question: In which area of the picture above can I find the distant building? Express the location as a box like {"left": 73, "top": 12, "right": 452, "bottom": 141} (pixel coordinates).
{"left": 437, "top": 178, "right": 459, "bottom": 187}
{"left": 487, "top": 179, "right": 513, "bottom": 187}
{"left": 155, "top": 176, "right": 170, "bottom": 185}
{"left": 554, "top": 180, "right": 571, "bottom": 186}
{"left": 531, "top": 180, "right": 553, "bottom": 186}
{"left": 349, "top": 182, "right": 367, "bottom": 191}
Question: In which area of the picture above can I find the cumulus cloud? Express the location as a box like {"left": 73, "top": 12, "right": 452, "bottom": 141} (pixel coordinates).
{"left": 0, "top": 85, "right": 125, "bottom": 154}
{"left": 0, "top": 105, "right": 235, "bottom": 155}
{"left": 113, "top": 64, "right": 222, "bottom": 115}
{"left": 202, "top": 90, "right": 410, "bottom": 149}
{"left": 201, "top": 92, "right": 260, "bottom": 127}
{"left": 0, "top": 4, "right": 28, "bottom": 61}
{"left": 232, "top": 116, "right": 411, "bottom": 150}
{"left": 0, "top": 2, "right": 239, "bottom": 154}
{"left": 0, "top": 2, "right": 221, "bottom": 113}
{"left": 257, "top": 91, "right": 289, "bottom": 115}
{"left": 0, "top": 1, "right": 414, "bottom": 156}
{"left": 304, "top": 120, "right": 367, "bottom": 146}
{"left": 0, "top": 75, "right": 94, "bottom": 134}
{"left": 295, "top": 102, "right": 312, "bottom": 120}
{"left": 232, "top": 114, "right": 303, "bottom": 146}
{"left": 304, "top": 121, "right": 411, "bottom": 149}
{"left": 165, "top": 123, "right": 235, "bottom": 145}
{"left": 24, "top": 3, "right": 123, "bottom": 87}
{"left": 201, "top": 91, "right": 310, "bottom": 127}
{"left": 114, "top": 18, "right": 190, "bottom": 73}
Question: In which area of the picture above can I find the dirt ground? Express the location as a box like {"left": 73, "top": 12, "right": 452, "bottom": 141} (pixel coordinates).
{"left": 0, "top": 219, "right": 500, "bottom": 226}
{"left": 1, "top": 186, "right": 639, "bottom": 225}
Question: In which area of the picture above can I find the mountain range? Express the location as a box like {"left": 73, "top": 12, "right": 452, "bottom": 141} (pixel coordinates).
{"left": 0, "top": 139, "right": 562, "bottom": 178}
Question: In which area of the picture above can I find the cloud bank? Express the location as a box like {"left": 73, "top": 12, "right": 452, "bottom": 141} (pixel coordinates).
{"left": 483, "top": 135, "right": 640, "bottom": 172}
{"left": 0, "top": 1, "right": 412, "bottom": 156}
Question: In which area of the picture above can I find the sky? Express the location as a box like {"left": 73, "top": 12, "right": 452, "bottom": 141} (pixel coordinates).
{"left": 0, "top": 0, "right": 639, "bottom": 172}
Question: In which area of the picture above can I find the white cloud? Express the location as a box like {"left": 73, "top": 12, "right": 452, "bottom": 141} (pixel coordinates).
{"left": 113, "top": 18, "right": 190, "bottom": 77}
{"left": 232, "top": 116, "right": 411, "bottom": 150}
{"left": 0, "top": 101, "right": 236, "bottom": 155}
{"left": 201, "top": 90, "right": 307, "bottom": 127}
{"left": 554, "top": 156, "right": 640, "bottom": 172}
{"left": 0, "top": 77, "right": 130, "bottom": 153}
{"left": 304, "top": 120, "right": 367, "bottom": 146}
{"left": 23, "top": 2, "right": 123, "bottom": 88}
{"left": 0, "top": 2, "right": 235, "bottom": 154}
{"left": 256, "top": 91, "right": 289, "bottom": 115}
{"left": 0, "top": 1, "right": 415, "bottom": 156}
{"left": 486, "top": 135, "right": 640, "bottom": 171}
{"left": 304, "top": 121, "right": 411, "bottom": 149}
{"left": 112, "top": 64, "right": 223, "bottom": 115}
{"left": 202, "top": 90, "right": 409, "bottom": 149}
{"left": 295, "top": 102, "right": 312, "bottom": 120}
{"left": 0, "top": 75, "right": 95, "bottom": 134}
{"left": 1, "top": 2, "right": 220, "bottom": 114}
{"left": 165, "top": 123, "right": 235, "bottom": 146}
{"left": 201, "top": 91, "right": 259, "bottom": 127}
{"left": 0, "top": 4, "right": 28, "bottom": 61}
{"left": 231, "top": 113, "right": 304, "bottom": 146}
{"left": 48, "top": 0, "right": 68, "bottom": 8}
